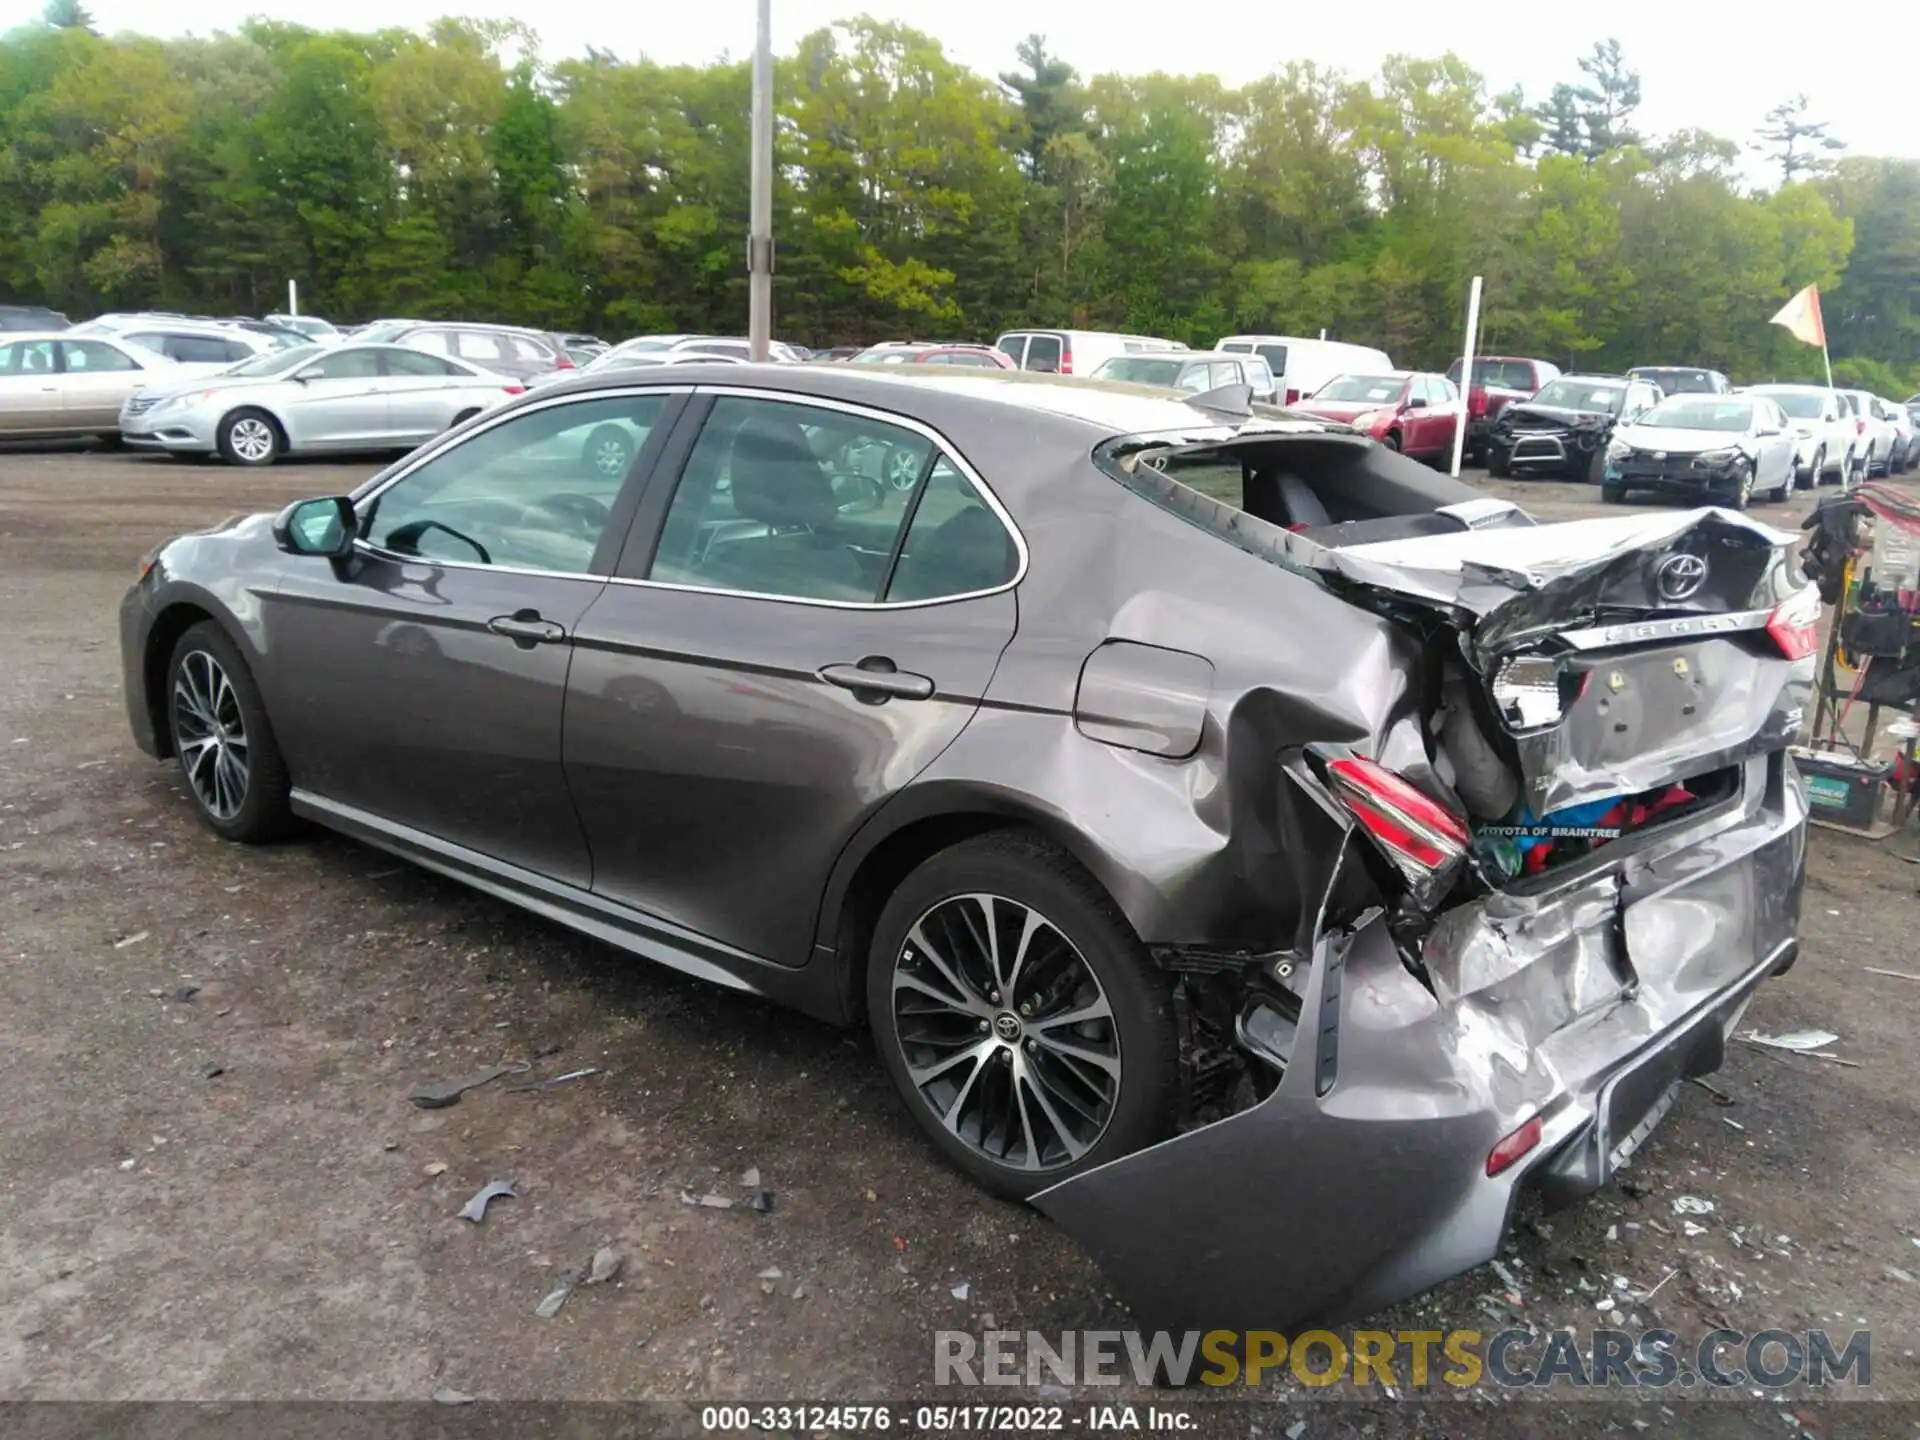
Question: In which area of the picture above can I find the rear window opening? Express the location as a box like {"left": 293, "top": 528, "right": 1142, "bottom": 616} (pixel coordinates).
{"left": 1103, "top": 432, "right": 1535, "bottom": 553}
{"left": 1467, "top": 764, "right": 1742, "bottom": 885}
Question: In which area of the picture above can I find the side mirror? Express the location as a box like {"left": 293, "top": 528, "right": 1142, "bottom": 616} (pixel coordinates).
{"left": 1407, "top": 396, "right": 1429, "bottom": 410}
{"left": 273, "top": 496, "right": 357, "bottom": 558}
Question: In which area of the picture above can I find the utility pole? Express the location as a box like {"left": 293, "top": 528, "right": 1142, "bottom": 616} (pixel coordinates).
{"left": 748, "top": 0, "right": 773, "bottom": 361}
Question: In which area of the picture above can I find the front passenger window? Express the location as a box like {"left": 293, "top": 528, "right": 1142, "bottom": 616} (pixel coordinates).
{"left": 362, "top": 394, "right": 666, "bottom": 573}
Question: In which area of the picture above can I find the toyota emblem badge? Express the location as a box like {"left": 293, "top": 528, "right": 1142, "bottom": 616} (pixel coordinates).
{"left": 1655, "top": 552, "right": 1708, "bottom": 602}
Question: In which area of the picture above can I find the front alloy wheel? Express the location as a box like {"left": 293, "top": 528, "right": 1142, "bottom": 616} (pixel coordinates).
{"left": 1731, "top": 463, "right": 1754, "bottom": 509}
{"left": 890, "top": 893, "right": 1120, "bottom": 1173}
{"left": 172, "top": 649, "right": 249, "bottom": 821}
{"left": 163, "top": 620, "right": 297, "bottom": 843}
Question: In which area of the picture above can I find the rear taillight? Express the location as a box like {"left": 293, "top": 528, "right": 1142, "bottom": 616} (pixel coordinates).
{"left": 1855, "top": 417, "right": 1866, "bottom": 435}
{"left": 555, "top": 356, "right": 576, "bottom": 370}
{"left": 1284, "top": 388, "right": 1301, "bottom": 405}
{"left": 1766, "top": 585, "right": 1821, "bottom": 660}
{"left": 1325, "top": 756, "right": 1469, "bottom": 891}
{"left": 502, "top": 384, "right": 526, "bottom": 396}
{"left": 1487, "top": 1115, "right": 1543, "bottom": 1176}
{"left": 1058, "top": 344, "right": 1073, "bottom": 375}
{"left": 1468, "top": 385, "right": 1489, "bottom": 418}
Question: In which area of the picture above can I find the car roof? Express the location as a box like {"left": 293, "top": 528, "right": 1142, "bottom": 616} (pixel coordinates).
{"left": 1558, "top": 373, "right": 1628, "bottom": 383}
{"left": 523, "top": 362, "right": 1352, "bottom": 442}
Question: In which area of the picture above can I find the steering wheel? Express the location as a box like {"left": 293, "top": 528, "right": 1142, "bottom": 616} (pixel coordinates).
{"left": 530, "top": 492, "right": 609, "bottom": 534}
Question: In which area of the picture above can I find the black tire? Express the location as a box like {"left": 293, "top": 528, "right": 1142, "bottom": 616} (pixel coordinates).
{"left": 866, "top": 830, "right": 1180, "bottom": 1202}
{"left": 1486, "top": 451, "right": 1511, "bottom": 479}
{"left": 1601, "top": 484, "right": 1629, "bottom": 504}
{"left": 1728, "top": 461, "right": 1755, "bottom": 510}
{"left": 1382, "top": 430, "right": 1402, "bottom": 453}
{"left": 1802, "top": 447, "right": 1823, "bottom": 491}
{"left": 164, "top": 621, "right": 297, "bottom": 843}
{"left": 217, "top": 408, "right": 283, "bottom": 467}
{"left": 1585, "top": 446, "right": 1609, "bottom": 486}
{"left": 582, "top": 423, "right": 634, "bottom": 480}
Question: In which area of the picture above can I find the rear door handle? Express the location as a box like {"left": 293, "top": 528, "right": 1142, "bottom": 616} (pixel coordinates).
{"left": 818, "top": 659, "right": 935, "bottom": 702}
{"left": 487, "top": 610, "right": 567, "bottom": 647}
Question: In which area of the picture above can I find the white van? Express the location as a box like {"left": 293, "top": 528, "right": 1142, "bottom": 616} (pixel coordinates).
{"left": 994, "top": 329, "right": 1186, "bottom": 378}
{"left": 1215, "top": 334, "right": 1394, "bottom": 407}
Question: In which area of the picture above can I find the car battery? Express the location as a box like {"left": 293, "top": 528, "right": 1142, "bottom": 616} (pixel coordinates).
{"left": 1791, "top": 747, "right": 1889, "bottom": 831}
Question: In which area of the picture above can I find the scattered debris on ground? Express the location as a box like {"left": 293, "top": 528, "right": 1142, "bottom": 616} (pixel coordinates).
{"left": 456, "top": 1179, "right": 516, "bottom": 1223}
{"left": 409, "top": 1062, "right": 530, "bottom": 1109}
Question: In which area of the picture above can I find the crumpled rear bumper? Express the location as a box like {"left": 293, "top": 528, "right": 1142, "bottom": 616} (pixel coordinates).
{"left": 1032, "top": 752, "right": 1806, "bottom": 1334}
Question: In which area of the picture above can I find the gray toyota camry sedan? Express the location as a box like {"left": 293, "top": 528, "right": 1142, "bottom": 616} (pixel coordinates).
{"left": 121, "top": 363, "right": 1814, "bottom": 1333}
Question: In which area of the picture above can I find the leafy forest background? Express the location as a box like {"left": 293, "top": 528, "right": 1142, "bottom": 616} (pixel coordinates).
{"left": 3, "top": 7, "right": 1918, "bottom": 392}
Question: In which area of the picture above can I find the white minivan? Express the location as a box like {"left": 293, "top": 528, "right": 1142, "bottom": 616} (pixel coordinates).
{"left": 1215, "top": 334, "right": 1394, "bottom": 407}
{"left": 994, "top": 329, "right": 1186, "bottom": 378}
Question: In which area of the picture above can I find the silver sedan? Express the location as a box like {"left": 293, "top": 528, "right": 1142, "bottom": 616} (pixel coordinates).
{"left": 120, "top": 343, "right": 526, "bottom": 466}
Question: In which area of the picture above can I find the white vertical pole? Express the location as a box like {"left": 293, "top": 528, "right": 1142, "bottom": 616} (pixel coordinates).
{"left": 287, "top": 279, "right": 298, "bottom": 318}
{"left": 1318, "top": 328, "right": 1327, "bottom": 341}
{"left": 1450, "top": 275, "right": 1483, "bottom": 478}
{"left": 747, "top": 0, "right": 773, "bottom": 362}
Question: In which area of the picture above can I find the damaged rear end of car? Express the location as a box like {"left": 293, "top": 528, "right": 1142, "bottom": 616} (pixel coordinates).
{"left": 1032, "top": 429, "right": 1814, "bottom": 1336}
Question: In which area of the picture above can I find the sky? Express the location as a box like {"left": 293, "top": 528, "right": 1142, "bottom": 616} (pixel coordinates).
{"left": 16, "top": 0, "right": 1916, "bottom": 169}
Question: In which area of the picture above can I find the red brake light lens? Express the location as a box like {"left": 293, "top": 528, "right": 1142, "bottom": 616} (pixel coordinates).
{"left": 1325, "top": 756, "right": 1469, "bottom": 876}
{"left": 1766, "top": 585, "right": 1821, "bottom": 660}
{"left": 1058, "top": 344, "right": 1073, "bottom": 375}
{"left": 501, "top": 383, "right": 526, "bottom": 396}
{"left": 1487, "top": 1115, "right": 1543, "bottom": 1176}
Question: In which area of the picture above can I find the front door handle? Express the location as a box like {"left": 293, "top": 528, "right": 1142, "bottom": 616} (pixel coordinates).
{"left": 487, "top": 609, "right": 567, "bottom": 647}
{"left": 818, "top": 658, "right": 935, "bottom": 702}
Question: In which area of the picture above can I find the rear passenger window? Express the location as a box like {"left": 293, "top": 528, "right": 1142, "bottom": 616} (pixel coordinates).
{"left": 884, "top": 461, "right": 1019, "bottom": 602}
{"left": 1025, "top": 335, "right": 1061, "bottom": 373}
{"left": 646, "top": 397, "right": 1017, "bottom": 605}
{"left": 996, "top": 336, "right": 1026, "bottom": 365}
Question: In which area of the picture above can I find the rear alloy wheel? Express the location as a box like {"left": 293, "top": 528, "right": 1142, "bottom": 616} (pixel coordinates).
{"left": 165, "top": 621, "right": 295, "bottom": 842}
{"left": 218, "top": 409, "right": 281, "bottom": 467}
{"left": 868, "top": 832, "right": 1179, "bottom": 1201}
{"left": 583, "top": 424, "right": 634, "bottom": 480}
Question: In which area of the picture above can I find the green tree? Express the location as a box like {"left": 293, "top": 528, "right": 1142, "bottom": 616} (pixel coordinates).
{"left": 1755, "top": 95, "right": 1846, "bottom": 185}
{"left": 41, "top": 0, "right": 93, "bottom": 32}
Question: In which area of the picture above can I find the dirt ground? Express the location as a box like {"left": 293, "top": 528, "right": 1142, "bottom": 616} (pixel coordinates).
{"left": 2, "top": 444, "right": 1917, "bottom": 1433}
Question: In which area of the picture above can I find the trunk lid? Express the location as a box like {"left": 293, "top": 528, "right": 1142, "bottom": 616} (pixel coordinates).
{"left": 1314, "top": 508, "right": 1817, "bottom": 818}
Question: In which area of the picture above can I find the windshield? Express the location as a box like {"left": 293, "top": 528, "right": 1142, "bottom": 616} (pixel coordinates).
{"left": 1312, "top": 374, "right": 1404, "bottom": 403}
{"left": 1093, "top": 357, "right": 1185, "bottom": 386}
{"left": 223, "top": 345, "right": 320, "bottom": 379}
{"left": 1633, "top": 368, "right": 1717, "bottom": 394}
{"left": 1640, "top": 397, "right": 1753, "bottom": 432}
{"left": 1447, "top": 359, "right": 1537, "bottom": 391}
{"left": 1531, "top": 379, "right": 1625, "bottom": 414}
{"left": 354, "top": 322, "right": 407, "bottom": 344}
{"left": 1758, "top": 391, "right": 1825, "bottom": 420}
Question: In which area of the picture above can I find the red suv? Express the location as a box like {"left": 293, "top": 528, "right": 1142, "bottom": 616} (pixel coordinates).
{"left": 1445, "top": 356, "right": 1560, "bottom": 461}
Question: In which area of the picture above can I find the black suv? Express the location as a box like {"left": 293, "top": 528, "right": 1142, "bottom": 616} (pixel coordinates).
{"left": 1486, "top": 373, "right": 1664, "bottom": 481}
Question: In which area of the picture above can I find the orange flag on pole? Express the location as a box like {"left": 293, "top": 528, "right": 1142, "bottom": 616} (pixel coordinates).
{"left": 1770, "top": 284, "right": 1827, "bottom": 348}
